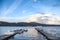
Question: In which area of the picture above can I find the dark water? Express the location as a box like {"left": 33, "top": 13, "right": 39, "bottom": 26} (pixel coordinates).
{"left": 0, "top": 26, "right": 60, "bottom": 40}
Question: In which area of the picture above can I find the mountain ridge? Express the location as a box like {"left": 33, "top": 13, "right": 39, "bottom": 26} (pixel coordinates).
{"left": 0, "top": 21, "right": 60, "bottom": 26}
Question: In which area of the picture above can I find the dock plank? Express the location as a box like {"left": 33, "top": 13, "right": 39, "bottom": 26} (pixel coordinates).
{"left": 0, "top": 33, "right": 16, "bottom": 40}
{"left": 0, "top": 29, "right": 26, "bottom": 40}
{"left": 35, "top": 28, "right": 60, "bottom": 40}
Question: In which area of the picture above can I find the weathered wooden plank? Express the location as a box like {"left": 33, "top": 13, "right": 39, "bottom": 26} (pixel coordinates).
{"left": 0, "top": 33, "right": 16, "bottom": 40}
{"left": 0, "top": 29, "right": 26, "bottom": 40}
{"left": 35, "top": 28, "right": 60, "bottom": 40}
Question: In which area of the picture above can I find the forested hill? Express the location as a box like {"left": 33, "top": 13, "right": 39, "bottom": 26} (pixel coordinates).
{"left": 0, "top": 21, "right": 60, "bottom": 26}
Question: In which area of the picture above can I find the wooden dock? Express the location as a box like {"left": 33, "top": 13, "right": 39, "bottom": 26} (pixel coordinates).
{"left": 0, "top": 29, "right": 27, "bottom": 40}
{"left": 0, "top": 32, "right": 16, "bottom": 40}
{"left": 35, "top": 28, "right": 60, "bottom": 40}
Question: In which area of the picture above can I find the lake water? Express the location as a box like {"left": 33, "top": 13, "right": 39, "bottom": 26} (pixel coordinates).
{"left": 0, "top": 26, "right": 60, "bottom": 40}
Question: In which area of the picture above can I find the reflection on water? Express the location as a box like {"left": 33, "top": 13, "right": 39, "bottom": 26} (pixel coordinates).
{"left": 0, "top": 26, "right": 60, "bottom": 40}
{"left": 0, "top": 26, "right": 47, "bottom": 40}
{"left": 27, "top": 28, "right": 39, "bottom": 37}
{"left": 9, "top": 28, "right": 47, "bottom": 40}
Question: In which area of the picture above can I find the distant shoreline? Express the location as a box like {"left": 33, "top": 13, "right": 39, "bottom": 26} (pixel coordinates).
{"left": 0, "top": 21, "right": 60, "bottom": 26}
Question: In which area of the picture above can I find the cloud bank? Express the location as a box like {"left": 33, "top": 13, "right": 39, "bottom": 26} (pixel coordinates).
{"left": 0, "top": 13, "right": 60, "bottom": 24}
{"left": 22, "top": 13, "right": 60, "bottom": 24}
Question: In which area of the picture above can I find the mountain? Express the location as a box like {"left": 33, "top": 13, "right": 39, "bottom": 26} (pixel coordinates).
{"left": 0, "top": 21, "right": 60, "bottom": 26}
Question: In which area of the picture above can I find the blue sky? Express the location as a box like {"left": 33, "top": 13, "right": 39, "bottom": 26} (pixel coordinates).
{"left": 0, "top": 0, "right": 60, "bottom": 18}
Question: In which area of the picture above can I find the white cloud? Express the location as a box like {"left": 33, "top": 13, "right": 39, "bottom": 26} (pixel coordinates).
{"left": 23, "top": 13, "right": 60, "bottom": 24}
{"left": 0, "top": 17, "right": 21, "bottom": 22}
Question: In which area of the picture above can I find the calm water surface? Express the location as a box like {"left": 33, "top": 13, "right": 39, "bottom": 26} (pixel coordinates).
{"left": 0, "top": 26, "right": 60, "bottom": 40}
